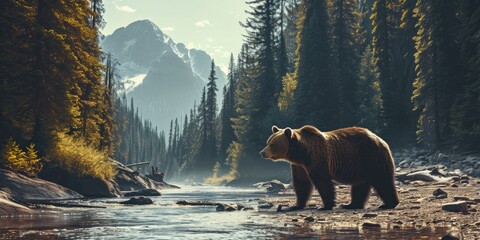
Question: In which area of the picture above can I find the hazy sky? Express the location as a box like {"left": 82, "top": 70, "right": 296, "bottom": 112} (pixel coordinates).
{"left": 102, "top": 0, "right": 249, "bottom": 72}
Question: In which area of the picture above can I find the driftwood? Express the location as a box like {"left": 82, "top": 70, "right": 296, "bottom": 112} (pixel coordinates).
{"left": 26, "top": 199, "right": 106, "bottom": 209}
{"left": 176, "top": 200, "right": 220, "bottom": 206}
{"left": 396, "top": 170, "right": 452, "bottom": 183}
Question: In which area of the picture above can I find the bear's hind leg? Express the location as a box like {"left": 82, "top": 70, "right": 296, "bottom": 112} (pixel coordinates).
{"left": 341, "top": 183, "right": 371, "bottom": 209}
{"left": 289, "top": 165, "right": 313, "bottom": 211}
{"left": 371, "top": 179, "right": 399, "bottom": 209}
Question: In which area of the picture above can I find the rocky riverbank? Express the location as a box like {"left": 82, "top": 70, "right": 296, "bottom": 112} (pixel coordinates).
{"left": 0, "top": 169, "right": 82, "bottom": 216}
{"left": 393, "top": 147, "right": 480, "bottom": 177}
{"left": 256, "top": 166, "right": 480, "bottom": 239}
{"left": 0, "top": 161, "right": 179, "bottom": 216}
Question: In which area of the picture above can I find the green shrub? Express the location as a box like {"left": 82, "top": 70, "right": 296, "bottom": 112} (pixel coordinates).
{"left": 47, "top": 133, "right": 116, "bottom": 181}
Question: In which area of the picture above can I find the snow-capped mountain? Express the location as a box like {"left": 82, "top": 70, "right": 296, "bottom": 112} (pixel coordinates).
{"left": 101, "top": 20, "right": 226, "bottom": 132}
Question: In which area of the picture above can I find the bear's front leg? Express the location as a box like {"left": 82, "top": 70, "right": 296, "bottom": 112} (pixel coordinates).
{"left": 288, "top": 165, "right": 313, "bottom": 211}
{"left": 309, "top": 169, "right": 335, "bottom": 210}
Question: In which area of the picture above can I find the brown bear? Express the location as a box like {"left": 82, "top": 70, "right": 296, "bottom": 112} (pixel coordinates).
{"left": 260, "top": 125, "right": 399, "bottom": 211}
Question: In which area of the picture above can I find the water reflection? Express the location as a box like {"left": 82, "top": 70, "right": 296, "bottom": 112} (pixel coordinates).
{"left": 0, "top": 186, "right": 447, "bottom": 239}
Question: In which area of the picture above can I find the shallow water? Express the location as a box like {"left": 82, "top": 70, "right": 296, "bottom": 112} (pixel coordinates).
{"left": 0, "top": 186, "right": 447, "bottom": 239}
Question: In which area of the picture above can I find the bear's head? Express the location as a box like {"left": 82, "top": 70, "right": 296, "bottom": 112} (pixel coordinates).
{"left": 260, "top": 125, "right": 302, "bottom": 165}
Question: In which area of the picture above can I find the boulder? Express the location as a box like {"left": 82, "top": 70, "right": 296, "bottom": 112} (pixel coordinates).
{"left": 253, "top": 179, "right": 287, "bottom": 193}
{"left": 0, "top": 191, "right": 33, "bottom": 216}
{"left": 39, "top": 166, "right": 121, "bottom": 198}
{"left": 120, "top": 197, "right": 153, "bottom": 205}
{"left": 124, "top": 188, "right": 161, "bottom": 197}
{"left": 441, "top": 201, "right": 468, "bottom": 213}
{"left": 113, "top": 161, "right": 179, "bottom": 191}
{"left": 0, "top": 169, "right": 82, "bottom": 201}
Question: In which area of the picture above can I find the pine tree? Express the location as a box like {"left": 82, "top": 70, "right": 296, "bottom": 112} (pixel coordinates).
{"left": 450, "top": 0, "right": 480, "bottom": 147}
{"left": 293, "top": 0, "right": 341, "bottom": 130}
{"left": 218, "top": 54, "right": 237, "bottom": 166}
{"left": 276, "top": 0, "right": 289, "bottom": 98}
{"left": 0, "top": 0, "right": 36, "bottom": 145}
{"left": 329, "top": 0, "right": 361, "bottom": 125}
{"left": 242, "top": 0, "right": 280, "bottom": 117}
{"left": 357, "top": 46, "right": 382, "bottom": 132}
{"left": 412, "top": 0, "right": 462, "bottom": 149}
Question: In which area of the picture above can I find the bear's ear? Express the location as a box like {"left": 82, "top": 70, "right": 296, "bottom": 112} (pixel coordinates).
{"left": 272, "top": 125, "right": 280, "bottom": 133}
{"left": 284, "top": 127, "right": 293, "bottom": 139}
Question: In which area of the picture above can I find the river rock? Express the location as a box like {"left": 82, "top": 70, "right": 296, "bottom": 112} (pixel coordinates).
{"left": 362, "top": 222, "right": 381, "bottom": 228}
{"left": 453, "top": 196, "right": 472, "bottom": 202}
{"left": 120, "top": 197, "right": 153, "bottom": 205}
{"left": 258, "top": 202, "right": 273, "bottom": 209}
{"left": 362, "top": 213, "right": 377, "bottom": 218}
{"left": 253, "top": 180, "right": 287, "bottom": 193}
{"left": 124, "top": 188, "right": 161, "bottom": 197}
{"left": 441, "top": 227, "right": 462, "bottom": 240}
{"left": 441, "top": 201, "right": 468, "bottom": 213}
{"left": 216, "top": 203, "right": 244, "bottom": 211}
{"left": 304, "top": 216, "right": 314, "bottom": 222}
{"left": 433, "top": 188, "right": 448, "bottom": 199}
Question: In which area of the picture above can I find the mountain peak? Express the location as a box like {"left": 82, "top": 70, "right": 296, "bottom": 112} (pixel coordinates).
{"left": 126, "top": 19, "right": 162, "bottom": 34}
{"left": 101, "top": 20, "right": 227, "bottom": 131}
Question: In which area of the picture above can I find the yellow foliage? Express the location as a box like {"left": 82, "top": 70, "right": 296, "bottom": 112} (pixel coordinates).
{"left": 1, "top": 138, "right": 42, "bottom": 176}
{"left": 47, "top": 133, "right": 116, "bottom": 181}
{"left": 278, "top": 73, "right": 298, "bottom": 111}
{"left": 204, "top": 142, "right": 242, "bottom": 185}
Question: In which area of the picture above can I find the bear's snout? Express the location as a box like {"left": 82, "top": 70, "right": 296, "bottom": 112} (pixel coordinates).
{"left": 259, "top": 149, "right": 266, "bottom": 158}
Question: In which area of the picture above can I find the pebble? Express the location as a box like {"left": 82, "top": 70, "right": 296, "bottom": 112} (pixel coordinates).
{"left": 304, "top": 216, "right": 314, "bottom": 222}
{"left": 291, "top": 218, "right": 298, "bottom": 222}
{"left": 453, "top": 196, "right": 470, "bottom": 201}
{"left": 433, "top": 188, "right": 448, "bottom": 199}
{"left": 362, "top": 222, "right": 381, "bottom": 228}
{"left": 258, "top": 202, "right": 273, "bottom": 209}
{"left": 451, "top": 176, "right": 460, "bottom": 182}
{"left": 441, "top": 227, "right": 462, "bottom": 240}
{"left": 362, "top": 213, "right": 377, "bottom": 218}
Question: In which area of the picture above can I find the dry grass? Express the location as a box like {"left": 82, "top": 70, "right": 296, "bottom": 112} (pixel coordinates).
{"left": 47, "top": 133, "right": 116, "bottom": 180}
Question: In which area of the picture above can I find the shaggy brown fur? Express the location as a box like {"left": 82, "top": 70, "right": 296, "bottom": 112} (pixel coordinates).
{"left": 260, "top": 125, "right": 399, "bottom": 210}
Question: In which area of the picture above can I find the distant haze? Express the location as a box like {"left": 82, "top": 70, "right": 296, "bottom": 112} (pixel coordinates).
{"left": 102, "top": 0, "right": 248, "bottom": 71}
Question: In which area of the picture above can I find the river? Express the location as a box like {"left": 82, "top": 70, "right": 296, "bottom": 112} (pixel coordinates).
{"left": 0, "top": 185, "right": 447, "bottom": 239}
